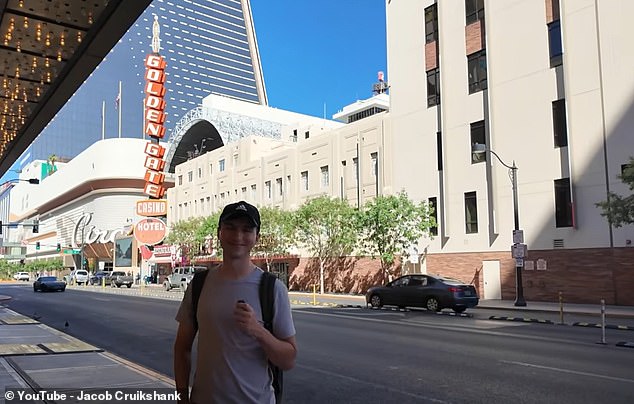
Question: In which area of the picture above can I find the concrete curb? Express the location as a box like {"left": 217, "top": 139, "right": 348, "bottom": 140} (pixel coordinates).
{"left": 572, "top": 322, "right": 634, "bottom": 331}
{"left": 489, "top": 316, "right": 554, "bottom": 325}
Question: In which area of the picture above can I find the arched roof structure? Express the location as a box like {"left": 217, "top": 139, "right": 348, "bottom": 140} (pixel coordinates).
{"left": 164, "top": 106, "right": 283, "bottom": 173}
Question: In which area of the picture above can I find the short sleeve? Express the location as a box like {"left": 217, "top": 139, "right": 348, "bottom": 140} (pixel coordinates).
{"left": 175, "top": 281, "right": 195, "bottom": 327}
{"left": 272, "top": 279, "right": 295, "bottom": 340}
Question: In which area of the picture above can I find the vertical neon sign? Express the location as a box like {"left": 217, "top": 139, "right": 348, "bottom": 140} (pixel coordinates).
{"left": 143, "top": 15, "right": 167, "bottom": 198}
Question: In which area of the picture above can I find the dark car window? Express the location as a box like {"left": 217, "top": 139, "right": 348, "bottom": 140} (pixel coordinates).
{"left": 391, "top": 277, "right": 408, "bottom": 287}
{"left": 40, "top": 277, "right": 57, "bottom": 282}
{"left": 409, "top": 278, "right": 422, "bottom": 286}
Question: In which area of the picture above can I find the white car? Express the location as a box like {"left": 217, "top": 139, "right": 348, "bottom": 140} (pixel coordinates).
{"left": 70, "top": 270, "right": 89, "bottom": 285}
{"left": 13, "top": 272, "right": 30, "bottom": 281}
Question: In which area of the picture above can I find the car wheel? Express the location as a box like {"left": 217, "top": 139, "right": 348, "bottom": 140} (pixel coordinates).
{"left": 126, "top": 284, "right": 131, "bottom": 288}
{"left": 116, "top": 284, "right": 121, "bottom": 288}
{"left": 164, "top": 282, "right": 171, "bottom": 291}
{"left": 33, "top": 286, "right": 37, "bottom": 292}
{"left": 425, "top": 297, "right": 441, "bottom": 312}
{"left": 453, "top": 307, "right": 466, "bottom": 313}
{"left": 370, "top": 294, "right": 383, "bottom": 308}
{"left": 61, "top": 287, "right": 66, "bottom": 292}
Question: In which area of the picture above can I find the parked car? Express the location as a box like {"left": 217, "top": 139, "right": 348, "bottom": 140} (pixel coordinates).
{"left": 69, "top": 270, "right": 89, "bottom": 285}
{"left": 13, "top": 272, "right": 30, "bottom": 281}
{"left": 33, "top": 276, "right": 66, "bottom": 292}
{"left": 108, "top": 271, "right": 133, "bottom": 288}
{"left": 89, "top": 271, "right": 112, "bottom": 285}
{"left": 163, "top": 266, "right": 207, "bottom": 291}
{"left": 366, "top": 274, "right": 479, "bottom": 313}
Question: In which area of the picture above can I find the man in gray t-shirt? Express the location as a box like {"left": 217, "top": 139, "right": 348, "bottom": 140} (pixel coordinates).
{"left": 173, "top": 201, "right": 297, "bottom": 404}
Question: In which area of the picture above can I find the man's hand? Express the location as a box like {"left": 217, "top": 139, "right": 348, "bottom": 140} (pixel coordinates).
{"left": 234, "top": 300, "right": 263, "bottom": 338}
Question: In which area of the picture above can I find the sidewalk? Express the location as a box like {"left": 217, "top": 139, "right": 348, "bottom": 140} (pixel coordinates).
{"left": 0, "top": 300, "right": 174, "bottom": 403}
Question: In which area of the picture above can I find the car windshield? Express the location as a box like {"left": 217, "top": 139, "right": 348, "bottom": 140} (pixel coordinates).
{"left": 40, "top": 277, "right": 57, "bottom": 282}
{"left": 77, "top": 271, "right": 88, "bottom": 275}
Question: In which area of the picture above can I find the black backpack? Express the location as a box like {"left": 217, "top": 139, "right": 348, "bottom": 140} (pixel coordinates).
{"left": 191, "top": 270, "right": 283, "bottom": 403}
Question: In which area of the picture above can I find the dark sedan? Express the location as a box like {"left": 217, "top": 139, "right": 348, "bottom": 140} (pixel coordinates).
{"left": 366, "top": 274, "right": 479, "bottom": 313}
{"left": 90, "top": 271, "right": 112, "bottom": 285}
{"left": 33, "top": 276, "right": 66, "bottom": 292}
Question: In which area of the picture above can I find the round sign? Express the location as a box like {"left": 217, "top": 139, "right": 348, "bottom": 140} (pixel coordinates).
{"left": 134, "top": 218, "right": 167, "bottom": 245}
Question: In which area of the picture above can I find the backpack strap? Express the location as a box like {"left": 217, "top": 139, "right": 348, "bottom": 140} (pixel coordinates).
{"left": 259, "top": 271, "right": 283, "bottom": 402}
{"left": 259, "top": 271, "right": 276, "bottom": 331}
{"left": 191, "top": 269, "right": 210, "bottom": 332}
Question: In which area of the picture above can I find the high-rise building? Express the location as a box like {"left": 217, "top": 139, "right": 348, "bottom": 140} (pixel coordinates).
{"left": 16, "top": 0, "right": 266, "bottom": 167}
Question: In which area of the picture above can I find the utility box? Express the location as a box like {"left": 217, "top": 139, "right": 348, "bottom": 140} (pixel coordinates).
{"left": 511, "top": 243, "right": 528, "bottom": 259}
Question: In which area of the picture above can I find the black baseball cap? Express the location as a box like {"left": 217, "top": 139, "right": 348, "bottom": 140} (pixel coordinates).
{"left": 219, "top": 201, "right": 261, "bottom": 229}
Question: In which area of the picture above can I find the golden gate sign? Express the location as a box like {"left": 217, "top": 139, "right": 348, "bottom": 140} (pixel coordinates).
{"left": 142, "top": 53, "right": 167, "bottom": 199}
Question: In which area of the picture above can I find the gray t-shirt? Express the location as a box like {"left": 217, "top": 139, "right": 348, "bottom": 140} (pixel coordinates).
{"left": 175, "top": 268, "right": 295, "bottom": 404}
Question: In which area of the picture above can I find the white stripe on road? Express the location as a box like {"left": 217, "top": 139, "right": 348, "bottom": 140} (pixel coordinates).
{"left": 500, "top": 360, "right": 634, "bottom": 384}
{"left": 297, "top": 364, "right": 448, "bottom": 403}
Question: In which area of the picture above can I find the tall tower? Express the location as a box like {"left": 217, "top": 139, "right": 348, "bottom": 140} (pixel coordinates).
{"left": 16, "top": 0, "right": 266, "bottom": 167}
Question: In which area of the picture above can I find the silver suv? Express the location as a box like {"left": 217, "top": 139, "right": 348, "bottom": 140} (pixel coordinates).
{"left": 163, "top": 266, "right": 206, "bottom": 291}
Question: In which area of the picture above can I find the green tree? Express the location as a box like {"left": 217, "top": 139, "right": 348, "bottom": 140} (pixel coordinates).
{"left": 165, "top": 217, "right": 206, "bottom": 262}
{"left": 253, "top": 206, "right": 295, "bottom": 271}
{"left": 198, "top": 211, "right": 222, "bottom": 257}
{"left": 597, "top": 158, "right": 634, "bottom": 227}
{"left": 359, "top": 192, "right": 436, "bottom": 282}
{"left": 293, "top": 196, "right": 358, "bottom": 294}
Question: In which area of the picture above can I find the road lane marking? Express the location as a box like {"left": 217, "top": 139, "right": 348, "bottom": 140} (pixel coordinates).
{"left": 294, "top": 310, "right": 600, "bottom": 346}
{"left": 297, "top": 364, "right": 448, "bottom": 403}
{"left": 500, "top": 360, "right": 634, "bottom": 384}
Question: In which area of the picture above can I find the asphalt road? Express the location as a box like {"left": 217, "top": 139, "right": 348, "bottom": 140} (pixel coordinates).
{"left": 2, "top": 284, "right": 634, "bottom": 403}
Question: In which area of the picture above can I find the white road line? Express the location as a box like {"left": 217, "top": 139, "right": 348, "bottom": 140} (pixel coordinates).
{"left": 297, "top": 364, "right": 448, "bottom": 403}
{"left": 500, "top": 360, "right": 634, "bottom": 384}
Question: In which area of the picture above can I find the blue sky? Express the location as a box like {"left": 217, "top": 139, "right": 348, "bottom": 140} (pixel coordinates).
{"left": 250, "top": 0, "right": 387, "bottom": 119}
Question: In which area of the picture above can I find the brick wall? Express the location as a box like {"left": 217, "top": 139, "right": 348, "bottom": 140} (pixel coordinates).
{"left": 286, "top": 247, "right": 634, "bottom": 306}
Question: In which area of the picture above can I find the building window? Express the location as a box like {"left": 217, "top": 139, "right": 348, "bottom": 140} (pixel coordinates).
{"left": 428, "top": 197, "right": 438, "bottom": 236}
{"left": 241, "top": 187, "right": 247, "bottom": 198}
{"left": 427, "top": 68, "right": 440, "bottom": 107}
{"left": 276, "top": 177, "right": 283, "bottom": 197}
{"left": 292, "top": 129, "right": 298, "bottom": 142}
{"left": 265, "top": 180, "right": 272, "bottom": 199}
{"left": 209, "top": 163, "right": 213, "bottom": 175}
{"left": 251, "top": 184, "right": 257, "bottom": 200}
{"left": 554, "top": 178, "right": 573, "bottom": 227}
{"left": 321, "top": 166, "right": 329, "bottom": 188}
{"left": 464, "top": 191, "right": 478, "bottom": 234}
{"left": 198, "top": 167, "right": 202, "bottom": 178}
{"left": 470, "top": 121, "right": 486, "bottom": 164}
{"left": 465, "top": 0, "right": 485, "bottom": 25}
{"left": 188, "top": 171, "right": 193, "bottom": 182}
{"left": 425, "top": 4, "right": 438, "bottom": 43}
{"left": 370, "top": 152, "right": 378, "bottom": 177}
{"left": 305, "top": 131, "right": 310, "bottom": 139}
{"left": 436, "top": 131, "right": 443, "bottom": 171}
{"left": 552, "top": 99, "right": 568, "bottom": 147}
{"left": 178, "top": 175, "right": 182, "bottom": 185}
{"left": 286, "top": 175, "right": 291, "bottom": 195}
{"left": 548, "top": 20, "right": 562, "bottom": 67}
{"left": 219, "top": 159, "right": 225, "bottom": 172}
{"left": 301, "top": 171, "right": 309, "bottom": 191}
{"left": 467, "top": 50, "right": 487, "bottom": 94}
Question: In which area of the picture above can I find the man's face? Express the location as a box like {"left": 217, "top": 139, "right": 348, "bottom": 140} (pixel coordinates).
{"left": 218, "top": 216, "right": 259, "bottom": 259}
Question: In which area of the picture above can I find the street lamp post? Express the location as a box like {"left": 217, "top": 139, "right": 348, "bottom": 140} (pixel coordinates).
{"left": 472, "top": 143, "right": 526, "bottom": 307}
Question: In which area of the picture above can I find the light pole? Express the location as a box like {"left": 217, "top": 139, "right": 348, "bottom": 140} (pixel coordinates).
{"left": 472, "top": 143, "right": 526, "bottom": 307}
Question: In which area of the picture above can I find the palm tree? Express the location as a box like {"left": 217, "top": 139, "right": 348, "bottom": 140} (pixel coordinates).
{"left": 47, "top": 154, "right": 57, "bottom": 176}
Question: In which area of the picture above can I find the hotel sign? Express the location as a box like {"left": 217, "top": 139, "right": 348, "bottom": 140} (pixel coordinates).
{"left": 134, "top": 217, "right": 167, "bottom": 246}
{"left": 136, "top": 199, "right": 168, "bottom": 217}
